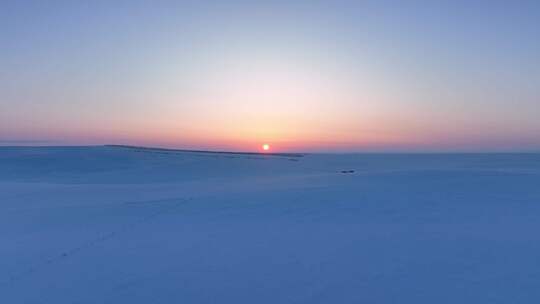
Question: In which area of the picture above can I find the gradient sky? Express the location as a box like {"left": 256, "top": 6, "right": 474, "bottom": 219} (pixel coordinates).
{"left": 1, "top": 0, "right": 539, "bottom": 152}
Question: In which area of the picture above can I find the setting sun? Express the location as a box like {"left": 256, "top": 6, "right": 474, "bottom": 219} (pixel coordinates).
{"left": 262, "top": 144, "right": 270, "bottom": 151}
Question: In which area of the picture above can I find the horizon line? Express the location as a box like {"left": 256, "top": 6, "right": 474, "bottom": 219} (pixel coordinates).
{"left": 0, "top": 144, "right": 539, "bottom": 155}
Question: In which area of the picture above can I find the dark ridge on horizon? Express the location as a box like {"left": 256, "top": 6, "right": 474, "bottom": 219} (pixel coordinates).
{"left": 106, "top": 145, "right": 305, "bottom": 158}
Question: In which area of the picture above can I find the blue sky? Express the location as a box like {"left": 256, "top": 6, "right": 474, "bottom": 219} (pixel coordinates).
{"left": 1, "top": 0, "right": 539, "bottom": 151}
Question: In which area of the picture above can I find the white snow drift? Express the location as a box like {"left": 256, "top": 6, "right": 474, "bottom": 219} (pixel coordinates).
{"left": 1, "top": 146, "right": 540, "bottom": 303}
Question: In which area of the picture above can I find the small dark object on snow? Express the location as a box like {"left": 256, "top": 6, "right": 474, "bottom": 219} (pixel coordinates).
{"left": 340, "top": 170, "right": 355, "bottom": 174}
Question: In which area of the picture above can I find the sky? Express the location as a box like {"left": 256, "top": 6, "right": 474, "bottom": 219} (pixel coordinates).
{"left": 1, "top": 0, "right": 539, "bottom": 152}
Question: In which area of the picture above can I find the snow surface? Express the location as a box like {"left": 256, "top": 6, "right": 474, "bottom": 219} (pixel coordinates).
{"left": 1, "top": 146, "right": 540, "bottom": 303}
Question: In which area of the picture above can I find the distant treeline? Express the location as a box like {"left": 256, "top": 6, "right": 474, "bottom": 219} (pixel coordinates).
{"left": 106, "top": 145, "right": 305, "bottom": 158}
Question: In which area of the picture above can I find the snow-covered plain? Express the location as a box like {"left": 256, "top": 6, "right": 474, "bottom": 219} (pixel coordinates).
{"left": 1, "top": 146, "right": 540, "bottom": 303}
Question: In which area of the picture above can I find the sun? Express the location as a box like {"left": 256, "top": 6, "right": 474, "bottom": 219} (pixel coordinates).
{"left": 262, "top": 144, "right": 270, "bottom": 151}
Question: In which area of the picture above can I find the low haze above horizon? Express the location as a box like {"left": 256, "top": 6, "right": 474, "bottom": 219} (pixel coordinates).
{"left": 1, "top": 1, "right": 539, "bottom": 152}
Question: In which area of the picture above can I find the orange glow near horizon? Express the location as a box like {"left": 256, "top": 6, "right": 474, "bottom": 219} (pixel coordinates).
{"left": 262, "top": 144, "right": 270, "bottom": 151}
